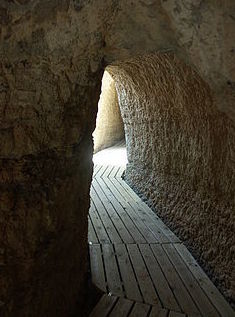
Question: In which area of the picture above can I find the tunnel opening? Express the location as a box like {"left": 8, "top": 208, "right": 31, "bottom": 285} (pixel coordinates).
{"left": 89, "top": 53, "right": 235, "bottom": 312}
{"left": 93, "top": 70, "right": 125, "bottom": 154}
{"left": 92, "top": 69, "right": 127, "bottom": 166}
{"left": 1, "top": 1, "right": 235, "bottom": 315}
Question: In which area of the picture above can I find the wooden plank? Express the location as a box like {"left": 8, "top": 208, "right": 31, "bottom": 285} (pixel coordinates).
{"left": 139, "top": 244, "right": 180, "bottom": 312}
{"left": 92, "top": 165, "right": 97, "bottom": 177}
{"left": 93, "top": 165, "right": 102, "bottom": 178}
{"left": 107, "top": 174, "right": 138, "bottom": 204}
{"left": 129, "top": 302, "right": 151, "bottom": 317}
{"left": 90, "top": 160, "right": 234, "bottom": 317}
{"left": 95, "top": 176, "right": 146, "bottom": 243}
{"left": 88, "top": 216, "right": 98, "bottom": 244}
{"left": 96, "top": 165, "right": 109, "bottom": 178}
{"left": 92, "top": 179, "right": 134, "bottom": 244}
{"left": 103, "top": 244, "right": 124, "bottom": 296}
{"left": 89, "top": 200, "right": 110, "bottom": 244}
{"left": 163, "top": 244, "right": 220, "bottom": 317}
{"left": 89, "top": 294, "right": 118, "bottom": 317}
{"left": 106, "top": 174, "right": 169, "bottom": 243}
{"left": 113, "top": 175, "right": 179, "bottom": 243}
{"left": 109, "top": 165, "right": 120, "bottom": 179}
{"left": 91, "top": 185, "right": 122, "bottom": 243}
{"left": 89, "top": 244, "right": 106, "bottom": 292}
{"left": 109, "top": 297, "right": 133, "bottom": 317}
{"left": 115, "top": 173, "right": 141, "bottom": 201}
{"left": 116, "top": 165, "right": 125, "bottom": 179}
{"left": 100, "top": 175, "right": 158, "bottom": 243}
{"left": 149, "top": 306, "right": 168, "bottom": 317}
{"left": 102, "top": 165, "right": 114, "bottom": 179}
{"left": 150, "top": 244, "right": 200, "bottom": 316}
{"left": 109, "top": 175, "right": 171, "bottom": 244}
{"left": 175, "top": 243, "right": 235, "bottom": 317}
{"left": 137, "top": 203, "right": 180, "bottom": 244}
{"left": 127, "top": 244, "right": 161, "bottom": 306}
{"left": 114, "top": 244, "right": 142, "bottom": 302}
{"left": 113, "top": 168, "right": 179, "bottom": 243}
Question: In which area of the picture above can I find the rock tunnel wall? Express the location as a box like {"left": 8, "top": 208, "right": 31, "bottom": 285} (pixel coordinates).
{"left": 0, "top": 0, "right": 234, "bottom": 315}
{"left": 108, "top": 53, "right": 235, "bottom": 303}
{"left": 93, "top": 71, "right": 124, "bottom": 153}
{"left": 0, "top": 2, "right": 105, "bottom": 316}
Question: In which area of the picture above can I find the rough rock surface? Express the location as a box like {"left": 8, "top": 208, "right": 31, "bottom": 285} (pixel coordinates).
{"left": 0, "top": 1, "right": 104, "bottom": 316}
{"left": 93, "top": 71, "right": 124, "bottom": 153}
{"left": 0, "top": 0, "right": 234, "bottom": 316}
{"left": 108, "top": 53, "right": 235, "bottom": 305}
{"left": 104, "top": 0, "right": 235, "bottom": 121}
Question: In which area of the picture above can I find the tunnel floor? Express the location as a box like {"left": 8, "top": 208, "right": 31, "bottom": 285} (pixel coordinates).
{"left": 88, "top": 145, "right": 234, "bottom": 317}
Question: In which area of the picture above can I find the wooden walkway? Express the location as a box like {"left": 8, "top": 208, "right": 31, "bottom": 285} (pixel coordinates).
{"left": 88, "top": 147, "right": 235, "bottom": 317}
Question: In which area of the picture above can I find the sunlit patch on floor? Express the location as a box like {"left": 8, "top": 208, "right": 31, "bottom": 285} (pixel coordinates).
{"left": 93, "top": 145, "right": 127, "bottom": 166}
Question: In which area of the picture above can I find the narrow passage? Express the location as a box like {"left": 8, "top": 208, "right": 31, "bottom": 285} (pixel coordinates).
{"left": 89, "top": 144, "right": 235, "bottom": 317}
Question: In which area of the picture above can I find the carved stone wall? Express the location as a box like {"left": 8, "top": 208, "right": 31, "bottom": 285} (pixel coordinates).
{"left": 0, "top": 0, "right": 234, "bottom": 315}
{"left": 108, "top": 53, "right": 235, "bottom": 304}
{"left": 93, "top": 71, "right": 124, "bottom": 153}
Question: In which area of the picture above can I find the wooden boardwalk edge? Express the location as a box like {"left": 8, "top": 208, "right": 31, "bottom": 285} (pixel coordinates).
{"left": 89, "top": 160, "right": 235, "bottom": 317}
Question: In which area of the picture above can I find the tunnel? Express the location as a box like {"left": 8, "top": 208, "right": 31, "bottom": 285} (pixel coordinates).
{"left": 0, "top": 1, "right": 235, "bottom": 317}
{"left": 91, "top": 54, "right": 235, "bottom": 315}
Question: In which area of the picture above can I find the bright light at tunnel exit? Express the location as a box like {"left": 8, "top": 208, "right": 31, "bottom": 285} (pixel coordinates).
{"left": 93, "top": 146, "right": 127, "bottom": 166}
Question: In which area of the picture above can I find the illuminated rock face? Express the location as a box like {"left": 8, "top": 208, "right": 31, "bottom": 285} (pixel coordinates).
{"left": 0, "top": 0, "right": 234, "bottom": 316}
{"left": 93, "top": 71, "right": 124, "bottom": 153}
{"left": 108, "top": 54, "right": 235, "bottom": 303}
